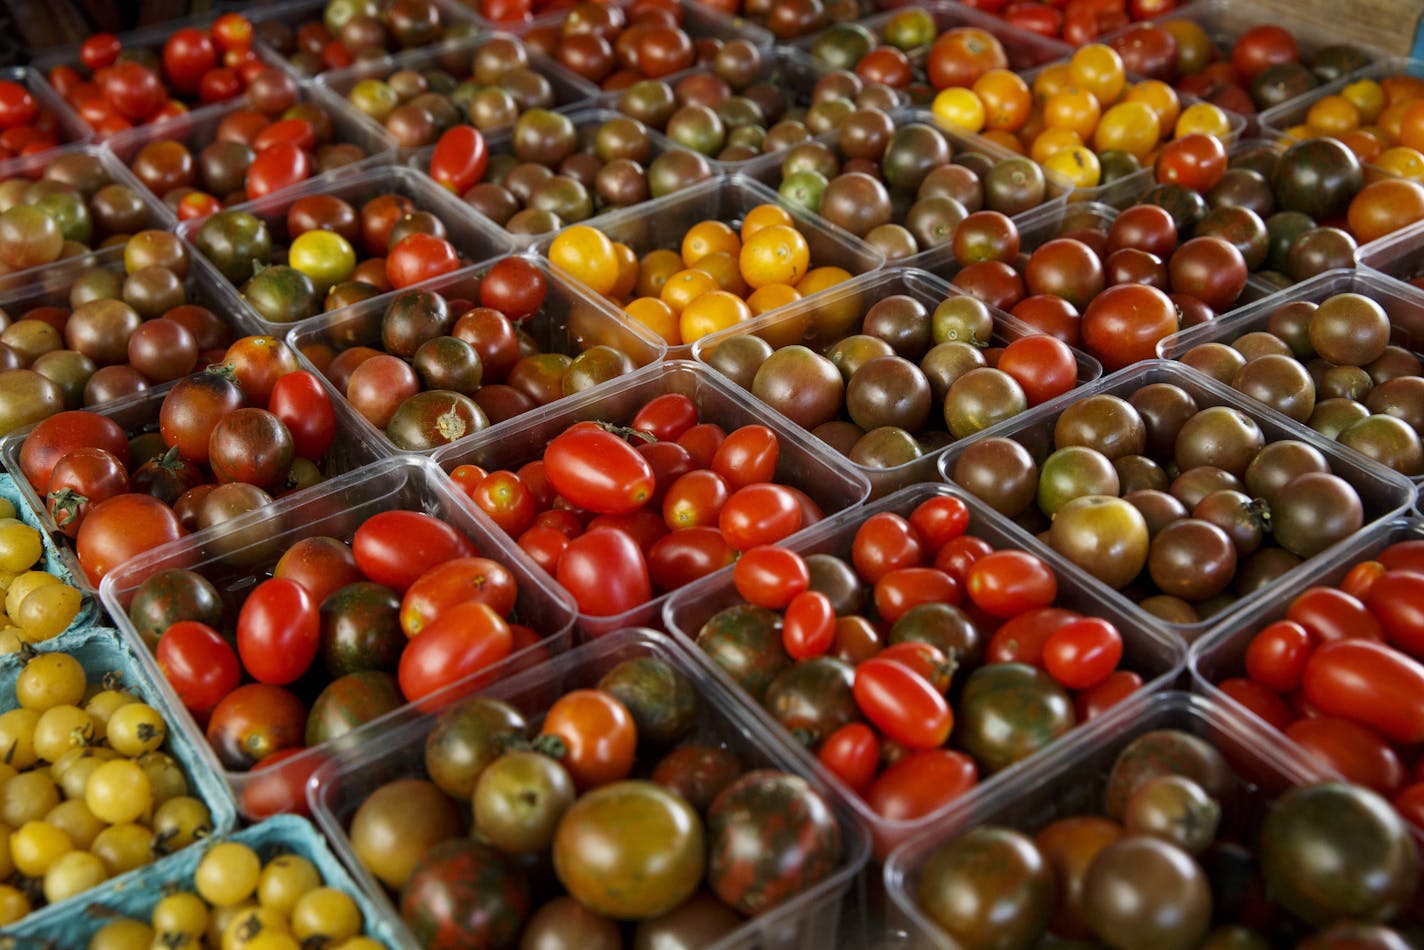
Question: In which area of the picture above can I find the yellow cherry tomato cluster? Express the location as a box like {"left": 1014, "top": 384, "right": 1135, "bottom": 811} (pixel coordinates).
{"left": 0, "top": 497, "right": 82, "bottom": 652}
{"left": 932, "top": 44, "right": 1235, "bottom": 190}
{"left": 1281, "top": 74, "right": 1424, "bottom": 179}
{"left": 0, "top": 651, "right": 212, "bottom": 925}
{"left": 547, "top": 206, "right": 854, "bottom": 347}
{"left": 81, "top": 842, "right": 384, "bottom": 950}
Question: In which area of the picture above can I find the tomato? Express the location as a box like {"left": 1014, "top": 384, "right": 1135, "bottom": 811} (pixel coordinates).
{"left": 80, "top": 34, "right": 121, "bottom": 71}
{"left": 638, "top": 442, "right": 695, "bottom": 506}
{"left": 1004, "top": 2, "right": 1063, "bottom": 37}
{"left": 1395, "top": 783, "right": 1424, "bottom": 831}
{"left": 853, "top": 512, "right": 924, "bottom": 584}
{"left": 1081, "top": 283, "right": 1179, "bottom": 372}
{"left": 479, "top": 257, "right": 545, "bottom": 323}
{"left": 468, "top": 470, "right": 537, "bottom": 537}
{"left": 1365, "top": 571, "right": 1424, "bottom": 659}
{"left": 1245, "top": 619, "right": 1314, "bottom": 692}
{"left": 987, "top": 607, "right": 1079, "bottom": 667}
{"left": 429, "top": 125, "right": 489, "bottom": 195}
{"left": 732, "top": 545, "right": 808, "bottom": 609}
{"left": 780, "top": 590, "right": 835, "bottom": 660}
{"left": 540, "top": 690, "right": 636, "bottom": 789}
{"left": 866, "top": 749, "right": 978, "bottom": 820}
{"left": 908, "top": 496, "right": 970, "bottom": 556}
{"left": 241, "top": 749, "right": 321, "bottom": 818}
{"left": 874, "top": 567, "right": 961, "bottom": 625}
{"left": 156, "top": 620, "right": 241, "bottom": 714}
{"left": 877, "top": 642, "right": 956, "bottom": 694}
{"left": 1154, "top": 134, "right": 1227, "bottom": 192}
{"left": 590, "top": 510, "right": 667, "bottom": 553}
{"left": 273, "top": 536, "right": 363, "bottom": 607}
{"left": 518, "top": 525, "right": 570, "bottom": 574}
{"left": 718, "top": 483, "right": 803, "bottom": 550}
{"left": 76, "top": 493, "right": 187, "bottom": 587}
{"left": 208, "top": 407, "right": 293, "bottom": 493}
{"left": 646, "top": 526, "right": 734, "bottom": 591}
{"left": 401, "top": 557, "right": 519, "bottom": 637}
{"left": 662, "top": 470, "right": 729, "bottom": 531}
{"left": 1043, "top": 617, "right": 1122, "bottom": 690}
{"left": 965, "top": 550, "right": 1057, "bottom": 618}
{"left": 352, "top": 510, "right": 474, "bottom": 592}
{"left": 677, "top": 422, "right": 726, "bottom": 467}
{"left": 46, "top": 447, "right": 129, "bottom": 538}
{"left": 268, "top": 370, "right": 336, "bottom": 461}
{"left": 246, "top": 142, "right": 310, "bottom": 201}
{"left": 1340, "top": 560, "right": 1387, "bottom": 601}
{"left": 1230, "top": 25, "right": 1299, "bottom": 84}
{"left": 632, "top": 394, "right": 699, "bottom": 443}
{"left": 387, "top": 234, "right": 460, "bottom": 289}
{"left": 853, "top": 657, "right": 953, "bottom": 751}
{"left": 933, "top": 535, "right": 995, "bottom": 587}
{"left": 163, "top": 28, "right": 218, "bottom": 96}
{"left": 101, "top": 62, "right": 165, "bottom": 121}
{"left": 20, "top": 410, "right": 130, "bottom": 495}
{"left": 1286, "top": 586, "right": 1383, "bottom": 644}
{"left": 711, "top": 425, "right": 779, "bottom": 490}
{"left": 224, "top": 335, "right": 301, "bottom": 408}
{"left": 1301, "top": 639, "right": 1424, "bottom": 745}
{"left": 818, "top": 723, "right": 879, "bottom": 796}
{"left": 1284, "top": 716, "right": 1405, "bottom": 795}
{"left": 398, "top": 601, "right": 513, "bottom": 704}
{"left": 159, "top": 371, "right": 247, "bottom": 465}
{"left": 213, "top": 13, "right": 253, "bottom": 53}
{"left": 1378, "top": 540, "right": 1424, "bottom": 574}
{"left": 557, "top": 528, "right": 652, "bottom": 617}
{"left": 207, "top": 683, "right": 307, "bottom": 771}
{"left": 1075, "top": 669, "right": 1143, "bottom": 721}
{"left": 927, "top": 27, "right": 1009, "bottom": 90}
{"left": 237, "top": 577, "right": 319, "bottom": 685}
{"left": 545, "top": 424, "right": 655, "bottom": 515}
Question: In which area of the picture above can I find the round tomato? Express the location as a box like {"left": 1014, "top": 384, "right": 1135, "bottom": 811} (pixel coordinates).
{"left": 398, "top": 601, "right": 513, "bottom": 704}
{"left": 545, "top": 424, "right": 655, "bottom": 515}
{"left": 646, "top": 527, "right": 735, "bottom": 592}
{"left": 556, "top": 528, "right": 652, "bottom": 617}
{"left": 468, "top": 470, "right": 537, "bottom": 537}
{"left": 866, "top": 749, "right": 978, "bottom": 821}
{"left": 997, "top": 335, "right": 1079, "bottom": 407}
{"left": 206, "top": 683, "right": 307, "bottom": 771}
{"left": 76, "top": 493, "right": 187, "bottom": 586}
{"left": 156, "top": 620, "right": 241, "bottom": 713}
{"left": 987, "top": 607, "right": 1080, "bottom": 667}
{"left": 718, "top": 483, "right": 803, "bottom": 550}
{"left": 479, "top": 256, "right": 546, "bottom": 323}
{"left": 854, "top": 656, "right": 953, "bottom": 750}
{"left": 46, "top": 447, "right": 129, "bottom": 538}
{"left": 237, "top": 577, "right": 319, "bottom": 685}
{"left": 352, "top": 510, "right": 475, "bottom": 592}
{"left": 1244, "top": 619, "right": 1314, "bottom": 693}
{"left": 818, "top": 722, "right": 879, "bottom": 796}
{"left": 1075, "top": 670, "right": 1144, "bottom": 721}
{"left": 853, "top": 512, "right": 924, "bottom": 583}
{"left": 163, "top": 28, "right": 218, "bottom": 96}
{"left": 20, "top": 410, "right": 130, "bottom": 495}
{"left": 159, "top": 371, "right": 248, "bottom": 465}
{"left": 240, "top": 749, "right": 322, "bottom": 818}
{"left": 711, "top": 425, "right": 779, "bottom": 490}
{"left": 1081, "top": 283, "right": 1179, "bottom": 372}
{"left": 268, "top": 370, "right": 336, "bottom": 461}
{"left": 965, "top": 550, "right": 1058, "bottom": 618}
{"left": 1042, "top": 617, "right": 1122, "bottom": 690}
{"left": 732, "top": 545, "right": 808, "bottom": 609}
{"left": 632, "top": 394, "right": 699, "bottom": 443}
{"left": 539, "top": 689, "right": 637, "bottom": 789}
{"left": 908, "top": 496, "right": 970, "bottom": 555}
{"left": 387, "top": 233, "right": 460, "bottom": 289}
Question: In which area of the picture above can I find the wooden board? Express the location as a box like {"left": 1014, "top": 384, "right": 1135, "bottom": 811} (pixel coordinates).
{"left": 1210, "top": 0, "right": 1422, "bottom": 56}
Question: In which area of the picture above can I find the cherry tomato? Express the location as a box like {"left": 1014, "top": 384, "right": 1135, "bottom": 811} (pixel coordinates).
{"left": 1379, "top": 540, "right": 1424, "bottom": 574}
{"left": 1216, "top": 677, "right": 1295, "bottom": 731}
{"left": 76, "top": 494, "right": 187, "bottom": 587}
{"left": 866, "top": 749, "right": 978, "bottom": 821}
{"left": 540, "top": 689, "right": 637, "bottom": 789}
{"left": 873, "top": 567, "right": 961, "bottom": 625}
{"left": 1287, "top": 587, "right": 1383, "bottom": 644}
{"left": 386, "top": 233, "right": 460, "bottom": 289}
{"left": 1244, "top": 619, "right": 1314, "bottom": 693}
{"left": 556, "top": 528, "right": 652, "bottom": 617}
{"left": 662, "top": 469, "right": 729, "bottom": 531}
{"left": 908, "top": 495, "right": 970, "bottom": 555}
{"left": 429, "top": 125, "right": 489, "bottom": 194}
{"left": 237, "top": 577, "right": 319, "bottom": 685}
{"left": 933, "top": 534, "right": 995, "bottom": 587}
{"left": 997, "top": 335, "right": 1079, "bottom": 407}
{"left": 240, "top": 749, "right": 321, "bottom": 818}
{"left": 877, "top": 642, "right": 955, "bottom": 693}
{"left": 818, "top": 723, "right": 879, "bottom": 796}
{"left": 247, "top": 142, "right": 310, "bottom": 201}
{"left": 398, "top": 601, "right": 512, "bottom": 704}
{"left": 479, "top": 257, "right": 545, "bottom": 323}
{"left": 1301, "top": 639, "right": 1424, "bottom": 745}
{"left": 782, "top": 590, "right": 835, "bottom": 660}
{"left": 852, "top": 513, "right": 924, "bottom": 584}
{"left": 545, "top": 424, "right": 655, "bottom": 515}
{"left": 468, "top": 470, "right": 537, "bottom": 537}
{"left": 352, "top": 510, "right": 474, "bottom": 592}
{"left": 632, "top": 394, "right": 699, "bottom": 443}
{"left": 80, "top": 34, "right": 121, "bottom": 71}
{"left": 731, "top": 545, "right": 808, "bottom": 609}
{"left": 267, "top": 370, "right": 335, "bottom": 461}
{"left": 965, "top": 550, "right": 1057, "bottom": 618}
{"left": 677, "top": 422, "right": 726, "bottom": 467}
{"left": 1154, "top": 134, "right": 1227, "bottom": 192}
{"left": 46, "top": 447, "right": 130, "bottom": 538}
{"left": 207, "top": 683, "right": 306, "bottom": 771}
{"left": 163, "top": 28, "right": 218, "bottom": 96}
{"left": 1340, "top": 560, "right": 1387, "bottom": 601}
{"left": 1365, "top": 571, "right": 1424, "bottom": 658}
{"left": 401, "top": 556, "right": 518, "bottom": 636}
{"left": 1395, "top": 783, "right": 1424, "bottom": 830}
{"left": 1043, "top": 617, "right": 1122, "bottom": 690}
{"left": 1284, "top": 716, "right": 1405, "bottom": 795}
{"left": 646, "top": 526, "right": 734, "bottom": 591}
{"left": 638, "top": 441, "right": 695, "bottom": 506}
{"left": 987, "top": 607, "right": 1080, "bottom": 667}
{"left": 718, "top": 483, "right": 803, "bottom": 550}
{"left": 518, "top": 525, "right": 570, "bottom": 574}
{"left": 1074, "top": 669, "right": 1143, "bottom": 721}
{"left": 853, "top": 657, "right": 953, "bottom": 751}
{"left": 711, "top": 425, "right": 779, "bottom": 490}
{"left": 198, "top": 66, "right": 243, "bottom": 105}
{"left": 156, "top": 620, "right": 241, "bottom": 714}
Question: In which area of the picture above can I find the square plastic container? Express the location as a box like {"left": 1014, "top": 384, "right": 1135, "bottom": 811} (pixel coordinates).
{"left": 103, "top": 83, "right": 397, "bottom": 220}
{"left": 534, "top": 175, "right": 886, "bottom": 359}
{"left": 1156, "top": 267, "right": 1424, "bottom": 490}
{"left": 883, "top": 690, "right": 1350, "bottom": 949}
{"left": 176, "top": 164, "right": 518, "bottom": 336}
{"left": 0, "top": 473, "right": 98, "bottom": 645}
{"left": 408, "top": 107, "right": 692, "bottom": 246}
{"left": 3, "top": 815, "right": 401, "bottom": 948}
{"left": 1359, "top": 215, "right": 1424, "bottom": 287}
{"left": 308, "top": 626, "right": 872, "bottom": 950}
{"left": 936, "top": 359, "right": 1418, "bottom": 644}
{"left": 249, "top": 0, "right": 482, "bottom": 79}
{"left": 0, "top": 66, "right": 93, "bottom": 172}
{"left": 0, "top": 626, "right": 238, "bottom": 932}
{"left": 692, "top": 267, "right": 1103, "bottom": 498}
{"left": 741, "top": 108, "right": 1072, "bottom": 275}
{"left": 433, "top": 359, "right": 871, "bottom": 636}
{"left": 285, "top": 253, "right": 667, "bottom": 458}
{"left": 315, "top": 31, "right": 599, "bottom": 159}
{"left": 661, "top": 481, "right": 1186, "bottom": 860}
{"left": 97, "top": 455, "right": 578, "bottom": 817}
{"left": 517, "top": 0, "right": 774, "bottom": 51}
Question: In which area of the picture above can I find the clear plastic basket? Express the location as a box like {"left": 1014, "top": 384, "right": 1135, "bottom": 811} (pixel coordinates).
{"left": 2, "top": 814, "right": 400, "bottom": 948}
{"left": 175, "top": 164, "right": 518, "bottom": 336}
{"left": 661, "top": 480, "right": 1186, "bottom": 860}
{"left": 692, "top": 267, "right": 1103, "bottom": 498}
{"left": 308, "top": 625, "right": 872, "bottom": 950}
{"left": 0, "top": 66, "right": 93, "bottom": 174}
{"left": 433, "top": 359, "right": 871, "bottom": 636}
{"left": 533, "top": 175, "right": 887, "bottom": 359}
{"left": 935, "top": 359, "right": 1418, "bottom": 642}
{"left": 103, "top": 83, "right": 397, "bottom": 222}
{"left": 0, "top": 626, "right": 239, "bottom": 931}
{"left": 96, "top": 455, "right": 578, "bottom": 818}
{"left": 285, "top": 252, "right": 667, "bottom": 458}
{"left": 883, "top": 690, "right": 1358, "bottom": 949}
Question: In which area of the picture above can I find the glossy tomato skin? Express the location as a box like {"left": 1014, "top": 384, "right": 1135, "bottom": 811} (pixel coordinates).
{"left": 157, "top": 620, "right": 241, "bottom": 714}
{"left": 206, "top": 682, "right": 307, "bottom": 770}
{"left": 853, "top": 656, "right": 953, "bottom": 750}
{"left": 76, "top": 493, "right": 187, "bottom": 586}
{"left": 632, "top": 394, "right": 699, "bottom": 443}
{"left": 818, "top": 722, "right": 880, "bottom": 796}
{"left": 398, "top": 601, "right": 513, "bottom": 704}
{"left": 352, "top": 510, "right": 474, "bottom": 592}
{"left": 268, "top": 370, "right": 336, "bottom": 460}
{"left": 647, "top": 527, "right": 736, "bottom": 592}
{"left": 400, "top": 556, "right": 519, "bottom": 635}
{"left": 237, "top": 577, "right": 320, "bottom": 685}
{"left": 159, "top": 371, "right": 247, "bottom": 465}
{"left": 1284, "top": 716, "right": 1406, "bottom": 795}
{"left": 866, "top": 748, "right": 978, "bottom": 821}
{"left": 479, "top": 257, "right": 545, "bottom": 323}
{"left": 1365, "top": 571, "right": 1424, "bottom": 658}
{"left": 557, "top": 528, "right": 652, "bottom": 617}
{"left": 718, "top": 482, "right": 803, "bottom": 550}
{"left": 20, "top": 410, "right": 130, "bottom": 495}
{"left": 544, "top": 424, "right": 655, "bottom": 515}
{"left": 711, "top": 425, "right": 779, "bottom": 490}
{"left": 46, "top": 447, "right": 130, "bottom": 538}
{"left": 1301, "top": 639, "right": 1424, "bottom": 745}
{"left": 429, "top": 125, "right": 489, "bottom": 194}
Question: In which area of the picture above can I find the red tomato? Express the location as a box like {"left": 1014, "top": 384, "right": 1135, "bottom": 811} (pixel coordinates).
{"left": 866, "top": 749, "right": 978, "bottom": 820}
{"left": 677, "top": 422, "right": 725, "bottom": 467}
{"left": 997, "top": 335, "right": 1079, "bottom": 406}
{"left": 1395, "top": 783, "right": 1424, "bottom": 830}
{"left": 1154, "top": 134, "right": 1228, "bottom": 193}
{"left": 252, "top": 118, "right": 316, "bottom": 152}
{"left": 1340, "top": 560, "right": 1387, "bottom": 600}
{"left": 873, "top": 567, "right": 961, "bottom": 624}
{"left": 908, "top": 495, "right": 970, "bottom": 555}
{"left": 1244, "top": 619, "right": 1314, "bottom": 692}
{"left": 157, "top": 620, "right": 241, "bottom": 713}
{"left": 638, "top": 441, "right": 695, "bottom": 506}
{"left": 1230, "top": 25, "right": 1299, "bottom": 84}
{"left": 468, "top": 470, "right": 537, "bottom": 536}
{"left": 987, "top": 606, "right": 1080, "bottom": 667}
{"left": 20, "top": 409, "right": 130, "bottom": 495}
{"left": 711, "top": 425, "right": 779, "bottom": 490}
{"left": 401, "top": 556, "right": 518, "bottom": 636}
{"left": 240, "top": 748, "right": 320, "bottom": 818}
{"left": 80, "top": 34, "right": 121, "bottom": 71}
{"left": 272, "top": 537, "right": 362, "bottom": 608}
{"left": 1003, "top": 2, "right": 1063, "bottom": 37}
{"left": 718, "top": 482, "right": 803, "bottom": 550}
{"left": 398, "top": 601, "right": 512, "bottom": 704}
{"left": 966, "top": 550, "right": 1057, "bottom": 618}
{"left": 0, "top": 82, "right": 36, "bottom": 130}
{"left": 206, "top": 683, "right": 307, "bottom": 771}
{"left": 818, "top": 723, "right": 880, "bottom": 796}
{"left": 387, "top": 233, "right": 460, "bottom": 289}
{"left": 1217, "top": 677, "right": 1295, "bottom": 732}
{"left": 1075, "top": 669, "right": 1143, "bottom": 721}
{"left": 853, "top": 657, "right": 953, "bottom": 751}
{"left": 76, "top": 494, "right": 187, "bottom": 587}
{"left": 1284, "top": 716, "right": 1406, "bottom": 795}
{"left": 246, "top": 142, "right": 310, "bottom": 200}
{"left": 1365, "top": 571, "right": 1424, "bottom": 658}
{"left": 198, "top": 67, "right": 243, "bottom": 105}
{"left": 352, "top": 510, "right": 475, "bottom": 592}
{"left": 429, "top": 125, "right": 489, "bottom": 194}
{"left": 877, "top": 642, "right": 955, "bottom": 693}
{"left": 1302, "top": 639, "right": 1424, "bottom": 745}
{"left": 1081, "top": 283, "right": 1179, "bottom": 372}
{"left": 515, "top": 460, "right": 554, "bottom": 509}
{"left": 782, "top": 590, "right": 836, "bottom": 660}
{"left": 237, "top": 578, "right": 319, "bottom": 685}
{"left": 1379, "top": 540, "right": 1424, "bottom": 574}
{"left": 662, "top": 469, "right": 729, "bottom": 530}
{"left": 517, "top": 525, "right": 570, "bottom": 574}
{"left": 933, "top": 534, "right": 995, "bottom": 586}
{"left": 556, "top": 528, "right": 652, "bottom": 617}
{"left": 101, "top": 62, "right": 165, "bottom": 120}
{"left": 632, "top": 393, "right": 699, "bottom": 443}
{"left": 1287, "top": 586, "right": 1383, "bottom": 643}
{"left": 267, "top": 370, "right": 335, "bottom": 460}
{"left": 852, "top": 512, "right": 924, "bottom": 584}
{"left": 545, "top": 423, "right": 656, "bottom": 515}
{"left": 45, "top": 447, "right": 130, "bottom": 538}
{"left": 646, "top": 526, "right": 734, "bottom": 591}
{"left": 1043, "top": 617, "right": 1122, "bottom": 690}
{"left": 589, "top": 510, "right": 667, "bottom": 553}
{"left": 163, "top": 28, "right": 218, "bottom": 96}
{"left": 479, "top": 256, "right": 545, "bottom": 323}
{"left": 213, "top": 13, "right": 254, "bottom": 53}
{"left": 733, "top": 545, "right": 808, "bottom": 609}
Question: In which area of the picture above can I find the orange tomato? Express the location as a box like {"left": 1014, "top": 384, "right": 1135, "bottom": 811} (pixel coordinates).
{"left": 740, "top": 203, "right": 793, "bottom": 241}
{"left": 680, "top": 290, "right": 752, "bottom": 344}
{"left": 681, "top": 220, "right": 740, "bottom": 266}
{"left": 659, "top": 267, "right": 720, "bottom": 314}
{"left": 1068, "top": 44, "right": 1125, "bottom": 108}
{"left": 539, "top": 689, "right": 637, "bottom": 790}
{"left": 973, "top": 69, "right": 1032, "bottom": 132}
{"left": 740, "top": 224, "right": 810, "bottom": 289}
{"left": 625, "top": 297, "right": 680, "bottom": 345}
{"left": 549, "top": 225, "right": 619, "bottom": 295}
{"left": 635, "top": 248, "right": 684, "bottom": 298}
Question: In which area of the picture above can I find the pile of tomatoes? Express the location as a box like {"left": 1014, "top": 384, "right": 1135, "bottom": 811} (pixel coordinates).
{"left": 255, "top": 0, "right": 468, "bottom": 77}
{"left": 0, "top": 78, "right": 74, "bottom": 163}
{"left": 0, "top": 495, "right": 83, "bottom": 649}
{"left": 1216, "top": 536, "right": 1424, "bottom": 828}
{"left": 963, "top": 0, "right": 1176, "bottom": 46}
{"left": 0, "top": 647, "right": 217, "bottom": 925}
{"left": 691, "top": 0, "right": 871, "bottom": 41}
{"left": 16, "top": 338, "right": 341, "bottom": 586}
{"left": 1281, "top": 69, "right": 1424, "bottom": 179}
{"left": 346, "top": 646, "right": 845, "bottom": 946}
{"left": 692, "top": 491, "right": 1140, "bottom": 833}
{"left": 913, "top": 725, "right": 1420, "bottom": 947}
{"left": 49, "top": 14, "right": 262, "bottom": 137}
